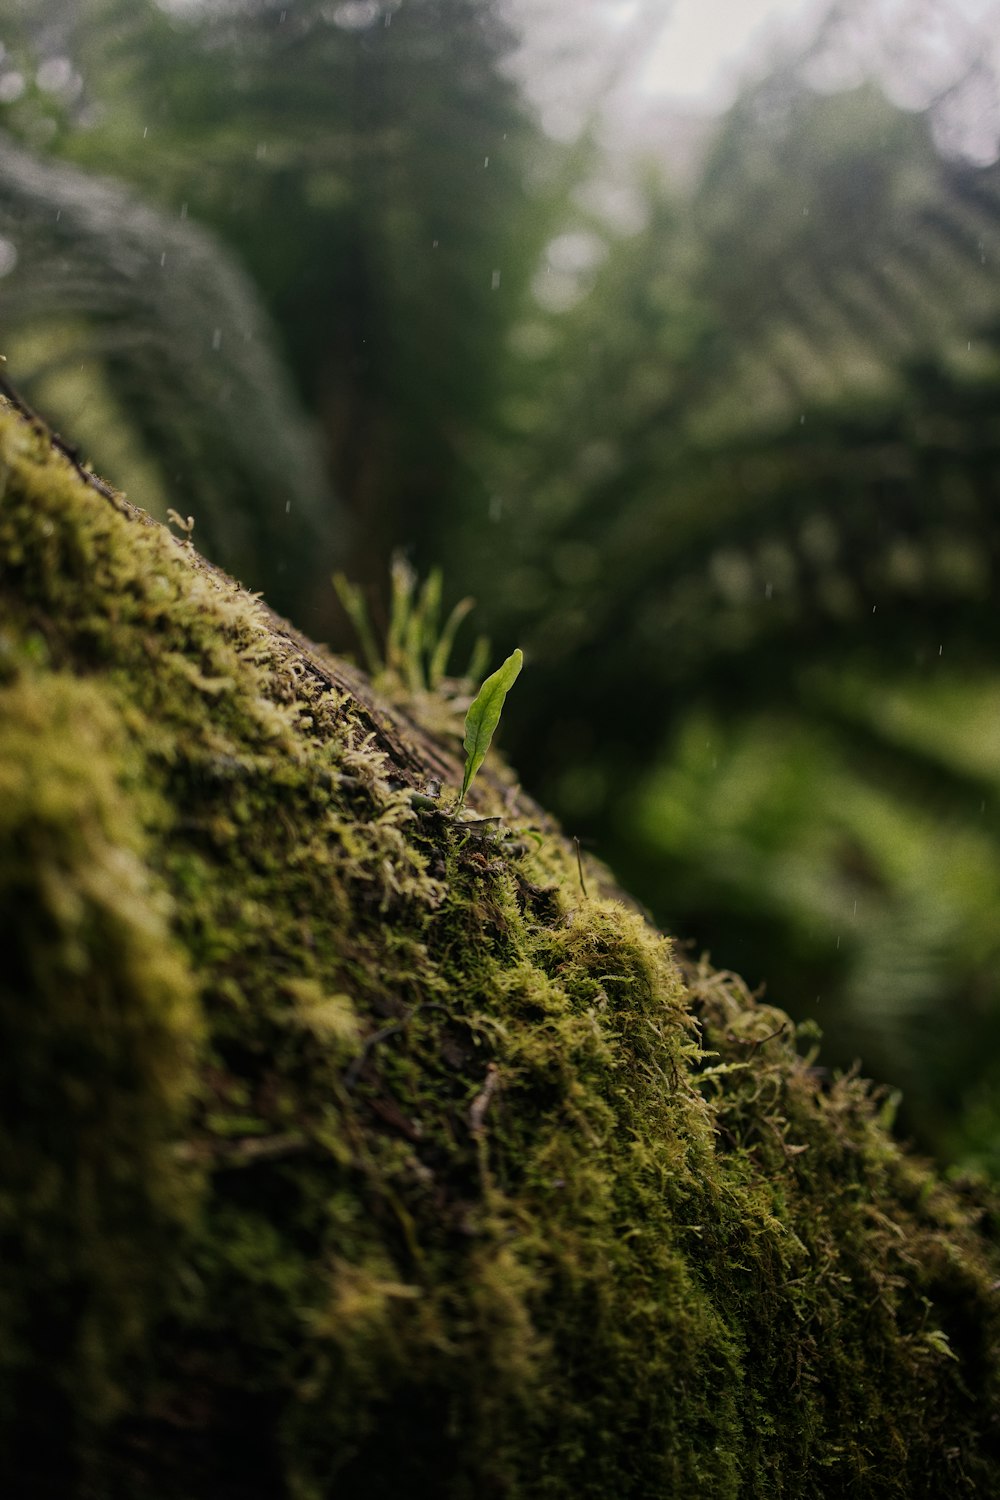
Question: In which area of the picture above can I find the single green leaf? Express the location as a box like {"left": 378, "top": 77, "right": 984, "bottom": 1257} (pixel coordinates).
{"left": 459, "top": 648, "right": 523, "bottom": 806}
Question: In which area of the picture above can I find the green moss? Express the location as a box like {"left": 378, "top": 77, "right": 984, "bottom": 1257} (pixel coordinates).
{"left": 2, "top": 397, "right": 1000, "bottom": 1498}
{"left": 0, "top": 670, "right": 199, "bottom": 1480}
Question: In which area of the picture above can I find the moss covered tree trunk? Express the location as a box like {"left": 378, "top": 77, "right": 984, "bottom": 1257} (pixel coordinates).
{"left": 2, "top": 396, "right": 999, "bottom": 1498}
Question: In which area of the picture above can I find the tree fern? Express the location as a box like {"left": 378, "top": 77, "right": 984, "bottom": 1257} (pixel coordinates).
{"left": 0, "top": 130, "right": 340, "bottom": 621}
{"left": 459, "top": 25, "right": 1000, "bottom": 1167}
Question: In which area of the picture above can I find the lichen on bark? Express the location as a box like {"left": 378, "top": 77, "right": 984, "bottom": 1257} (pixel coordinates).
{"left": 1, "top": 397, "right": 999, "bottom": 1498}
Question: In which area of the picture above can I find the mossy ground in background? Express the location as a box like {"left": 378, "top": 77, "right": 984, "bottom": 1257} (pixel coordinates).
{"left": 1, "top": 397, "right": 999, "bottom": 1498}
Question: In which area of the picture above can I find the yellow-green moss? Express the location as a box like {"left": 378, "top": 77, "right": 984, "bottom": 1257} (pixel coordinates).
{"left": 0, "top": 670, "right": 199, "bottom": 1482}
{"left": 2, "top": 398, "right": 1000, "bottom": 1498}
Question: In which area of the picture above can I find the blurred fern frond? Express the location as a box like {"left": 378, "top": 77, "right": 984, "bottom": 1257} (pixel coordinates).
{"left": 479, "top": 75, "right": 1000, "bottom": 736}
{"left": 0, "top": 130, "right": 341, "bottom": 615}
{"left": 454, "top": 18, "right": 1000, "bottom": 1168}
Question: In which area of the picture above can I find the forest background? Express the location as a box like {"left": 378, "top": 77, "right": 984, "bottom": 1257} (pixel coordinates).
{"left": 2, "top": 0, "right": 1000, "bottom": 1175}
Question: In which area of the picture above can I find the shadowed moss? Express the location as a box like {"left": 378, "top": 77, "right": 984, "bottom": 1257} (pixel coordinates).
{"left": 0, "top": 668, "right": 200, "bottom": 1485}
{"left": 1, "top": 397, "right": 999, "bottom": 1498}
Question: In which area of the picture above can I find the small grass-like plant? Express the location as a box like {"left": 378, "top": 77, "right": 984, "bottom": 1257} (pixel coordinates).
{"left": 333, "top": 554, "right": 489, "bottom": 697}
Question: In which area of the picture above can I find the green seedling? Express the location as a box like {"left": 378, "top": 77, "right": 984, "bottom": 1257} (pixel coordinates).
{"left": 458, "top": 648, "right": 523, "bottom": 809}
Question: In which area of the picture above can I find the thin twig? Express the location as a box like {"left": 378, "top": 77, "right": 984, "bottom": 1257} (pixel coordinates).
{"left": 574, "top": 836, "right": 589, "bottom": 900}
{"left": 343, "top": 1019, "right": 408, "bottom": 1089}
{"left": 341, "top": 1001, "right": 453, "bottom": 1090}
{"left": 725, "top": 1021, "right": 788, "bottom": 1055}
{"left": 468, "top": 1063, "right": 500, "bottom": 1137}
{"left": 172, "top": 1132, "right": 309, "bottom": 1168}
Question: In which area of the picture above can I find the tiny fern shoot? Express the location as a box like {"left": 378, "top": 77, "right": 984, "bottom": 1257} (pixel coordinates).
{"left": 459, "top": 648, "right": 523, "bottom": 808}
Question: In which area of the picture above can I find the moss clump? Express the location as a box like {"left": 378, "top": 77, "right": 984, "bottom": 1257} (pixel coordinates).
{"left": 1, "top": 397, "right": 1000, "bottom": 1498}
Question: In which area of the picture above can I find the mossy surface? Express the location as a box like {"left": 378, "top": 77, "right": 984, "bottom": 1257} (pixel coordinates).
{"left": 2, "top": 397, "right": 1000, "bottom": 1498}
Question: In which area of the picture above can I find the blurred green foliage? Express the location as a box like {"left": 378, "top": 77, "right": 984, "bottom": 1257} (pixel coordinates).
{"left": 466, "top": 64, "right": 1000, "bottom": 1173}
{"left": 0, "top": 0, "right": 547, "bottom": 615}
{"left": 3, "top": 0, "right": 1000, "bottom": 1170}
